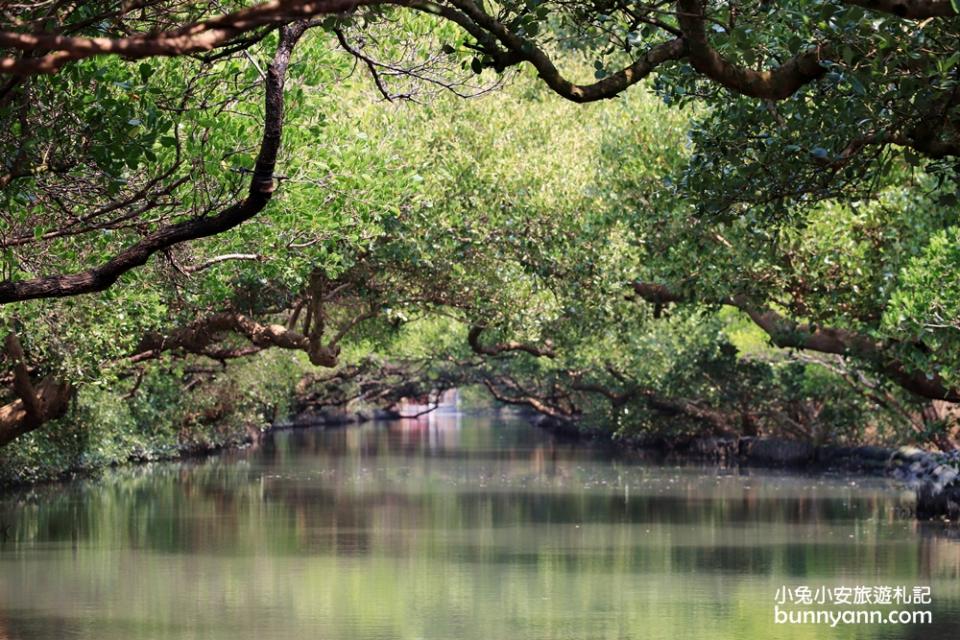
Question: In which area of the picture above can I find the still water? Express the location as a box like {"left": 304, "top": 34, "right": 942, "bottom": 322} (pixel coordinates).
{"left": 0, "top": 412, "right": 958, "bottom": 639}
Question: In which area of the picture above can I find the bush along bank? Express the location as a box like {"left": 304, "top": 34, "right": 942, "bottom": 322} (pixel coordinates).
{"left": 0, "top": 351, "right": 307, "bottom": 487}
{"left": 0, "top": 350, "right": 436, "bottom": 488}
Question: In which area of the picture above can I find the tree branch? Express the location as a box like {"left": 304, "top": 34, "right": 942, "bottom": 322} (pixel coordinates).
{"left": 467, "top": 325, "right": 555, "bottom": 358}
{"left": 132, "top": 311, "right": 311, "bottom": 362}
{"left": 0, "top": 333, "right": 73, "bottom": 447}
{"left": 630, "top": 280, "right": 960, "bottom": 402}
{"left": 676, "top": 0, "right": 828, "bottom": 100}
{"left": 482, "top": 378, "right": 576, "bottom": 421}
{"left": 183, "top": 253, "right": 265, "bottom": 274}
{"left": 0, "top": 21, "right": 309, "bottom": 304}
{"left": 442, "top": 0, "right": 686, "bottom": 103}
{"left": 843, "top": 0, "right": 957, "bottom": 18}
{"left": 0, "top": 1, "right": 373, "bottom": 75}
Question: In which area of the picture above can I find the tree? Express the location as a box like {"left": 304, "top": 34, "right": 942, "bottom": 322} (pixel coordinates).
{"left": 1, "top": 2, "right": 957, "bottom": 303}
{"left": 1, "top": 0, "right": 959, "bottom": 458}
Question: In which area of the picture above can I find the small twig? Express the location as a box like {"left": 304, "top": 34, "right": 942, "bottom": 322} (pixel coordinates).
{"left": 242, "top": 49, "right": 267, "bottom": 81}
{"left": 183, "top": 253, "right": 264, "bottom": 274}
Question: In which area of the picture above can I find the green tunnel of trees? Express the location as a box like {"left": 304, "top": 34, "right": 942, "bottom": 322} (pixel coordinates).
{"left": 1, "top": 0, "right": 960, "bottom": 480}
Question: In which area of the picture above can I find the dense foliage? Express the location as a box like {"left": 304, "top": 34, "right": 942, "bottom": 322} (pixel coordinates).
{"left": 1, "top": 0, "right": 959, "bottom": 481}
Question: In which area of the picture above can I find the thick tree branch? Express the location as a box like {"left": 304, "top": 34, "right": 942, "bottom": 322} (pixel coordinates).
{"left": 0, "top": 21, "right": 308, "bottom": 304}
{"left": 737, "top": 302, "right": 960, "bottom": 402}
{"left": 133, "top": 312, "right": 311, "bottom": 361}
{"left": 843, "top": 0, "right": 958, "bottom": 18}
{"left": 467, "top": 325, "right": 555, "bottom": 358}
{"left": 5, "top": 333, "right": 39, "bottom": 421}
{"left": 0, "top": 333, "right": 73, "bottom": 447}
{"left": 0, "top": 377, "right": 73, "bottom": 447}
{"left": 444, "top": 0, "right": 686, "bottom": 102}
{"left": 630, "top": 281, "right": 960, "bottom": 402}
{"left": 0, "top": 1, "right": 375, "bottom": 75}
{"left": 833, "top": 129, "right": 960, "bottom": 164}
{"left": 676, "top": 0, "right": 827, "bottom": 100}
{"left": 131, "top": 288, "right": 377, "bottom": 368}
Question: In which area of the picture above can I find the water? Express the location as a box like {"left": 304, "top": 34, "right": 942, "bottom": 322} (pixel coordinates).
{"left": 0, "top": 412, "right": 958, "bottom": 639}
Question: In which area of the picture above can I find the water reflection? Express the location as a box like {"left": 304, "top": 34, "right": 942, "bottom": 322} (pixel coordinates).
{"left": 0, "top": 413, "right": 958, "bottom": 639}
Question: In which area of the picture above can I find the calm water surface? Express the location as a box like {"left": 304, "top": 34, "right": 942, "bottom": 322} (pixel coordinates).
{"left": 0, "top": 412, "right": 958, "bottom": 639}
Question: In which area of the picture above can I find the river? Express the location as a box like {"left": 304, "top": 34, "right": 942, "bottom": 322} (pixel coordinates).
{"left": 0, "top": 411, "right": 958, "bottom": 639}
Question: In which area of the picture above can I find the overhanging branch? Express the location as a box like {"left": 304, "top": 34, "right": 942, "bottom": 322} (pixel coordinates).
{"left": 0, "top": 21, "right": 309, "bottom": 304}
{"left": 630, "top": 280, "right": 960, "bottom": 402}
{"left": 467, "top": 325, "right": 555, "bottom": 358}
{"left": 676, "top": 0, "right": 828, "bottom": 100}
{"left": 0, "top": 2, "right": 370, "bottom": 75}
{"left": 843, "top": 0, "right": 958, "bottom": 18}
{"left": 0, "top": 333, "right": 73, "bottom": 447}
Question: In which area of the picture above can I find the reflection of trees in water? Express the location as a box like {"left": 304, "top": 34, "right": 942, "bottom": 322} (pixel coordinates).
{"left": 916, "top": 524, "right": 960, "bottom": 581}
{"left": 0, "top": 428, "right": 959, "bottom": 640}
{"left": 2, "top": 421, "right": 960, "bottom": 583}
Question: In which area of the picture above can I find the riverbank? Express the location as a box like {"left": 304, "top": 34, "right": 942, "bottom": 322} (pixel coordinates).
{"left": 0, "top": 407, "right": 373, "bottom": 490}
{"left": 0, "top": 401, "right": 465, "bottom": 490}
{"left": 0, "top": 426, "right": 260, "bottom": 491}
{"left": 531, "top": 414, "right": 960, "bottom": 521}
{"left": 4, "top": 403, "right": 958, "bottom": 521}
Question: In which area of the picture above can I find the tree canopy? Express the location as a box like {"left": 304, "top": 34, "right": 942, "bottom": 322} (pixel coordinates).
{"left": 1, "top": 0, "right": 959, "bottom": 471}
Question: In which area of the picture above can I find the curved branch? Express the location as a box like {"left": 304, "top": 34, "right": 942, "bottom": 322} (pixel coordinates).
{"left": 676, "top": 0, "right": 827, "bottom": 100}
{"left": 482, "top": 378, "right": 575, "bottom": 420}
{"left": 467, "top": 325, "right": 555, "bottom": 358}
{"left": 0, "top": 21, "right": 308, "bottom": 304}
{"left": 843, "top": 0, "right": 958, "bottom": 18}
{"left": 630, "top": 281, "right": 960, "bottom": 402}
{"left": 133, "top": 312, "right": 311, "bottom": 361}
{"left": 736, "top": 301, "right": 960, "bottom": 402}
{"left": 0, "top": 1, "right": 371, "bottom": 75}
{"left": 0, "top": 334, "right": 73, "bottom": 447}
{"left": 443, "top": 0, "right": 686, "bottom": 102}
{"left": 131, "top": 292, "right": 377, "bottom": 368}
{"left": 569, "top": 373, "right": 733, "bottom": 433}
